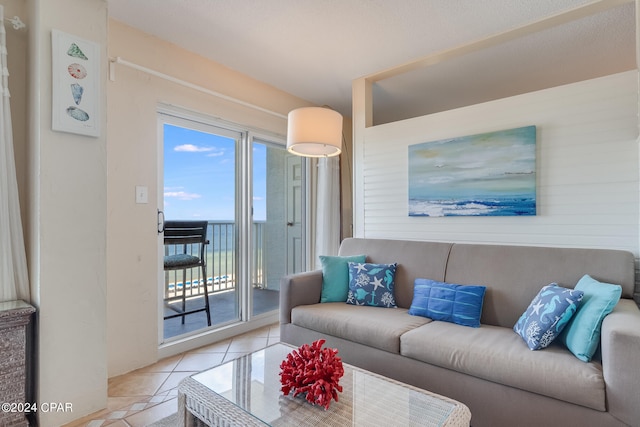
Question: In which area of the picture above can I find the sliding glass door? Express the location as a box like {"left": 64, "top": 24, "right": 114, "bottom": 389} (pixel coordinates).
{"left": 251, "top": 139, "right": 304, "bottom": 316}
{"left": 160, "top": 117, "right": 240, "bottom": 340}
{"left": 158, "top": 111, "right": 306, "bottom": 343}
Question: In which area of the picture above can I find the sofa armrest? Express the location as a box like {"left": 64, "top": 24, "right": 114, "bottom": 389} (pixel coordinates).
{"left": 600, "top": 298, "right": 640, "bottom": 426}
{"left": 279, "top": 270, "right": 323, "bottom": 324}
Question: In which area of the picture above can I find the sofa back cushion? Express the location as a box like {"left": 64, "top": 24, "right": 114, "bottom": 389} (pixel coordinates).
{"left": 338, "top": 238, "right": 453, "bottom": 309}
{"left": 444, "top": 244, "right": 635, "bottom": 328}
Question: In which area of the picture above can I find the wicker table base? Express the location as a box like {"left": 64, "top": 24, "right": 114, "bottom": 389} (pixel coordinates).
{"left": 178, "top": 343, "right": 470, "bottom": 427}
{"left": 0, "top": 301, "right": 35, "bottom": 427}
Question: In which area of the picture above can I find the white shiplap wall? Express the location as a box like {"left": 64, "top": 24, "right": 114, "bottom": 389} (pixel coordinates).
{"left": 354, "top": 71, "right": 639, "bottom": 260}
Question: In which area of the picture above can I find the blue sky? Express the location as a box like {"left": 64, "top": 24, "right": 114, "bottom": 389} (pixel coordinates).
{"left": 163, "top": 124, "right": 266, "bottom": 221}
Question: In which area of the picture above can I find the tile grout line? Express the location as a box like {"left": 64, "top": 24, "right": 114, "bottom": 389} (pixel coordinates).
{"left": 121, "top": 330, "right": 251, "bottom": 425}
{"left": 80, "top": 325, "right": 277, "bottom": 426}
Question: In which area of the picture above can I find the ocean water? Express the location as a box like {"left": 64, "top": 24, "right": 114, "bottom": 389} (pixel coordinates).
{"left": 164, "top": 223, "right": 235, "bottom": 254}
{"left": 205, "top": 223, "right": 235, "bottom": 253}
{"left": 164, "top": 222, "right": 237, "bottom": 280}
{"left": 409, "top": 197, "right": 536, "bottom": 217}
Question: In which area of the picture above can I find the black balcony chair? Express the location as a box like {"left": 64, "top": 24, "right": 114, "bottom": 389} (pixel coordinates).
{"left": 163, "top": 220, "right": 211, "bottom": 326}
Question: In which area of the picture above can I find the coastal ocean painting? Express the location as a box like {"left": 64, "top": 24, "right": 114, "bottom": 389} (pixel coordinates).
{"left": 408, "top": 126, "right": 536, "bottom": 217}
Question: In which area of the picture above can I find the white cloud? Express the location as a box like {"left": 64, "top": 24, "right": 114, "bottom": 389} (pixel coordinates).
{"left": 164, "top": 191, "right": 202, "bottom": 201}
{"left": 174, "top": 144, "right": 221, "bottom": 154}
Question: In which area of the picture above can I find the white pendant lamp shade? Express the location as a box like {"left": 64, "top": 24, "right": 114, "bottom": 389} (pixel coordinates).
{"left": 286, "top": 107, "right": 343, "bottom": 157}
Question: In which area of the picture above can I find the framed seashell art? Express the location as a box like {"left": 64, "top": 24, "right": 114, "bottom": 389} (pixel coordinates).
{"left": 51, "top": 30, "right": 100, "bottom": 137}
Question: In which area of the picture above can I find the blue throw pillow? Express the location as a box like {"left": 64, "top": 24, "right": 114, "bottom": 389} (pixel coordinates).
{"left": 559, "top": 275, "right": 622, "bottom": 362}
{"left": 409, "top": 279, "right": 486, "bottom": 327}
{"left": 319, "top": 255, "right": 367, "bottom": 303}
{"left": 514, "top": 283, "right": 584, "bottom": 350}
{"left": 346, "top": 262, "right": 398, "bottom": 308}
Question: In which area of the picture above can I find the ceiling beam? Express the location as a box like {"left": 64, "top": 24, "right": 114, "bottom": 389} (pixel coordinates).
{"left": 364, "top": 0, "right": 633, "bottom": 83}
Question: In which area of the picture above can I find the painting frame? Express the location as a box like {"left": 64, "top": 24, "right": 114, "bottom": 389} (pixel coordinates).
{"left": 408, "top": 126, "right": 537, "bottom": 217}
{"left": 51, "top": 29, "right": 100, "bottom": 137}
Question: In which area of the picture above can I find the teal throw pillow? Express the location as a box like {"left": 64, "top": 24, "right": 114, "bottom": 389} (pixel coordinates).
{"left": 514, "top": 283, "right": 584, "bottom": 350}
{"left": 320, "top": 255, "right": 366, "bottom": 303}
{"left": 346, "top": 262, "right": 398, "bottom": 308}
{"left": 560, "top": 274, "right": 622, "bottom": 362}
{"left": 408, "top": 279, "right": 486, "bottom": 328}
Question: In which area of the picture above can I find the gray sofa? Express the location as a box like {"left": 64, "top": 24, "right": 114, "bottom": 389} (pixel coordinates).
{"left": 279, "top": 238, "right": 640, "bottom": 427}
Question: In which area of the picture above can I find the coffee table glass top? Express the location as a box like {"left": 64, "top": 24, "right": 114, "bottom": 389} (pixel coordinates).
{"left": 191, "top": 343, "right": 468, "bottom": 426}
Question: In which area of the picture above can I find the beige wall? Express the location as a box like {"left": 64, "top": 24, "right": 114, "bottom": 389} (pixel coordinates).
{"left": 106, "top": 20, "right": 316, "bottom": 377}
{"left": 0, "top": 2, "right": 354, "bottom": 422}
{"left": 26, "top": 0, "right": 108, "bottom": 425}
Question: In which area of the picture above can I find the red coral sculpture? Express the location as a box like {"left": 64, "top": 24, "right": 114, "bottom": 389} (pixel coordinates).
{"left": 279, "top": 339, "right": 344, "bottom": 409}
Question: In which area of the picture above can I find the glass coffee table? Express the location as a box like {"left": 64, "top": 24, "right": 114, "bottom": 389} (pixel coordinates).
{"left": 178, "top": 343, "right": 470, "bottom": 426}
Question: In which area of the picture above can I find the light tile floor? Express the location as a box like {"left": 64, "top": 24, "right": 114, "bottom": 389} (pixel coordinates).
{"left": 63, "top": 324, "right": 280, "bottom": 427}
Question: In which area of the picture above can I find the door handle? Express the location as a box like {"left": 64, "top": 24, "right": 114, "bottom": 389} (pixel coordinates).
{"left": 287, "top": 222, "right": 294, "bottom": 227}
{"left": 158, "top": 209, "right": 165, "bottom": 234}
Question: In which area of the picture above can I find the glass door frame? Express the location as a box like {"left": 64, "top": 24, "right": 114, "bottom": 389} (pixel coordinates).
{"left": 156, "top": 104, "right": 310, "bottom": 354}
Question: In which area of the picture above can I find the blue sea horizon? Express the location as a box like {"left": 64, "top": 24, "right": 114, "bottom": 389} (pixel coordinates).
{"left": 409, "top": 197, "right": 536, "bottom": 217}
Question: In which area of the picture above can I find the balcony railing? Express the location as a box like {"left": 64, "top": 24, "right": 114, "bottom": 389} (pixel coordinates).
{"left": 164, "top": 220, "right": 264, "bottom": 301}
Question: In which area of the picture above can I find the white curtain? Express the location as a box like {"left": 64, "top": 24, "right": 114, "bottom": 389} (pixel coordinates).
{"left": 314, "top": 157, "right": 341, "bottom": 268}
{"left": 0, "top": 6, "right": 30, "bottom": 303}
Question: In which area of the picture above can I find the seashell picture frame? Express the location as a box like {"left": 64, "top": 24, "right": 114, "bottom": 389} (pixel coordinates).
{"left": 51, "top": 29, "right": 100, "bottom": 137}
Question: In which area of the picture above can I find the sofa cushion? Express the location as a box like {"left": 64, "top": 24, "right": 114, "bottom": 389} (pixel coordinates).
{"left": 560, "top": 274, "right": 622, "bottom": 362}
{"left": 401, "top": 322, "right": 605, "bottom": 410}
{"left": 347, "top": 262, "right": 398, "bottom": 308}
{"left": 408, "top": 279, "right": 486, "bottom": 327}
{"left": 443, "top": 244, "right": 635, "bottom": 328}
{"left": 514, "top": 283, "right": 584, "bottom": 350}
{"left": 320, "top": 254, "right": 367, "bottom": 303}
{"left": 164, "top": 254, "right": 200, "bottom": 268}
{"left": 338, "top": 238, "right": 454, "bottom": 308}
{"left": 291, "top": 303, "right": 431, "bottom": 354}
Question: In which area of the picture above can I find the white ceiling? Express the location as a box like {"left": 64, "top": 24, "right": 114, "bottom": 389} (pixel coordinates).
{"left": 106, "top": 0, "right": 636, "bottom": 124}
